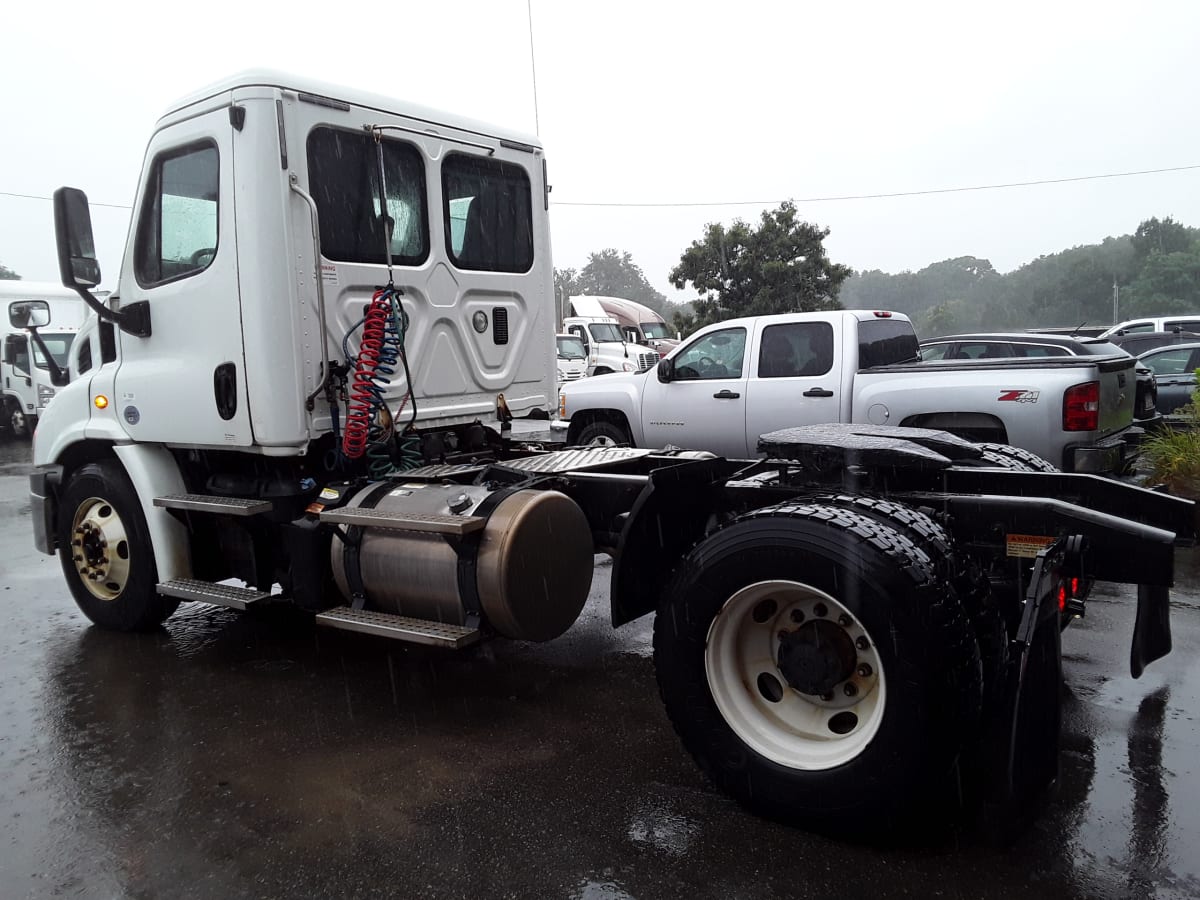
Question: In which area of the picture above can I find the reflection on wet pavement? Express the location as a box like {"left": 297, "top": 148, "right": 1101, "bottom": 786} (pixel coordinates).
{"left": 3, "top": 441, "right": 1200, "bottom": 898}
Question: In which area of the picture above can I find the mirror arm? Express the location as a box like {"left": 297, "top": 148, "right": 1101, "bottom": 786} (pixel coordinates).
{"left": 24, "top": 325, "right": 69, "bottom": 387}
{"left": 70, "top": 286, "right": 151, "bottom": 338}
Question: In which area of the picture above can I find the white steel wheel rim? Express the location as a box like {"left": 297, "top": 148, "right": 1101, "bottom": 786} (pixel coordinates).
{"left": 68, "top": 496, "right": 132, "bottom": 601}
{"left": 705, "top": 579, "right": 886, "bottom": 770}
{"left": 587, "top": 434, "right": 617, "bottom": 447}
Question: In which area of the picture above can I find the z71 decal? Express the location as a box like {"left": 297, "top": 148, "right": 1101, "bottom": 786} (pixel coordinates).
{"left": 998, "top": 389, "right": 1040, "bottom": 403}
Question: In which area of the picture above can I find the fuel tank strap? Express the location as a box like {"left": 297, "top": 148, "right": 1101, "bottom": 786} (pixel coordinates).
{"left": 342, "top": 481, "right": 398, "bottom": 610}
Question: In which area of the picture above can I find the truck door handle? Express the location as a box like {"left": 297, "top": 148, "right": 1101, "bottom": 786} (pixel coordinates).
{"left": 803, "top": 388, "right": 834, "bottom": 397}
{"left": 712, "top": 390, "right": 740, "bottom": 399}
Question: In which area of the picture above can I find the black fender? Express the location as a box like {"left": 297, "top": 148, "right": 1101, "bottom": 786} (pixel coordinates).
{"left": 610, "top": 456, "right": 727, "bottom": 627}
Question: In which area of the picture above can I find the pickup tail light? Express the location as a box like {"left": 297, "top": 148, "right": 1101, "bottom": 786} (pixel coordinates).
{"left": 1063, "top": 381, "right": 1100, "bottom": 431}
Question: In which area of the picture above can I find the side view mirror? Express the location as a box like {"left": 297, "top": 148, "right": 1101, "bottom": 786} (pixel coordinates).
{"left": 54, "top": 187, "right": 102, "bottom": 288}
{"left": 657, "top": 357, "right": 675, "bottom": 383}
{"left": 9, "top": 300, "right": 50, "bottom": 329}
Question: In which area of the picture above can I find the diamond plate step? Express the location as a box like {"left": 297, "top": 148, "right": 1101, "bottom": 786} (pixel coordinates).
{"left": 154, "top": 494, "right": 273, "bottom": 516}
{"left": 319, "top": 508, "right": 485, "bottom": 535}
{"left": 315, "top": 607, "right": 480, "bottom": 648}
{"left": 157, "top": 579, "right": 271, "bottom": 610}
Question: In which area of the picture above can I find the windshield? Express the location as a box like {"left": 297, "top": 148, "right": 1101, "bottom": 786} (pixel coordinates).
{"left": 32, "top": 333, "right": 74, "bottom": 370}
{"left": 588, "top": 323, "right": 624, "bottom": 343}
{"left": 641, "top": 322, "right": 670, "bottom": 339}
{"left": 556, "top": 336, "right": 586, "bottom": 359}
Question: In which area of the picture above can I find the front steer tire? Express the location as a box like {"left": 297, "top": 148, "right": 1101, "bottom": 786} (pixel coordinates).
{"left": 57, "top": 460, "right": 178, "bottom": 631}
{"left": 652, "top": 502, "right": 982, "bottom": 837}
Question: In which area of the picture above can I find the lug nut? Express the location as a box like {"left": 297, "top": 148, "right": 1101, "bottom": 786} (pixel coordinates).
{"left": 838, "top": 614, "right": 852, "bottom": 627}
{"left": 820, "top": 691, "right": 834, "bottom": 702}
{"left": 856, "top": 636, "right": 870, "bottom": 651}
{"left": 843, "top": 683, "right": 858, "bottom": 697}
{"left": 857, "top": 663, "right": 873, "bottom": 678}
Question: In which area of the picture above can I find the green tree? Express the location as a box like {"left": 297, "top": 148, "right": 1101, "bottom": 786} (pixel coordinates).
{"left": 669, "top": 201, "right": 850, "bottom": 330}
{"left": 1122, "top": 248, "right": 1200, "bottom": 315}
{"left": 572, "top": 249, "right": 667, "bottom": 313}
{"left": 1132, "top": 216, "right": 1193, "bottom": 262}
{"left": 0, "top": 263, "right": 20, "bottom": 280}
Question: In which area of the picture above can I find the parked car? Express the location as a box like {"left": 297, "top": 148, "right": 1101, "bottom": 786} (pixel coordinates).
{"left": 1107, "top": 330, "right": 1200, "bottom": 357}
{"left": 1137, "top": 342, "right": 1200, "bottom": 414}
{"left": 919, "top": 332, "right": 1159, "bottom": 427}
{"left": 557, "top": 312, "right": 1143, "bottom": 473}
{"left": 1099, "top": 315, "right": 1200, "bottom": 338}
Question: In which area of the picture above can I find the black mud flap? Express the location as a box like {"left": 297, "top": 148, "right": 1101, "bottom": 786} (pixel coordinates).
{"left": 1131, "top": 584, "right": 1172, "bottom": 679}
{"left": 979, "top": 538, "right": 1076, "bottom": 843}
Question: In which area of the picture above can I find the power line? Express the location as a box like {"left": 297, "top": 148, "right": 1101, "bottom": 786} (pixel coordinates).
{"left": 0, "top": 190, "right": 131, "bottom": 210}
{"left": 527, "top": 0, "right": 540, "bottom": 136}
{"left": 551, "top": 163, "right": 1200, "bottom": 208}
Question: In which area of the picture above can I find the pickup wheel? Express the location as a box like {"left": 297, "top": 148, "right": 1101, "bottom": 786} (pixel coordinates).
{"left": 57, "top": 461, "right": 178, "bottom": 631}
{"left": 653, "top": 503, "right": 982, "bottom": 835}
{"left": 974, "top": 442, "right": 1059, "bottom": 473}
{"left": 576, "top": 419, "right": 631, "bottom": 447}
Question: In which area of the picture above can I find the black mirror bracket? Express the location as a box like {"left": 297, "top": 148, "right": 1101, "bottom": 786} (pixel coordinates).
{"left": 23, "top": 325, "right": 69, "bottom": 387}
{"left": 70, "top": 287, "right": 152, "bottom": 338}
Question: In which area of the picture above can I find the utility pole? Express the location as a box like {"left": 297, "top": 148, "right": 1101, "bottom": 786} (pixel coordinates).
{"left": 1112, "top": 277, "right": 1119, "bottom": 326}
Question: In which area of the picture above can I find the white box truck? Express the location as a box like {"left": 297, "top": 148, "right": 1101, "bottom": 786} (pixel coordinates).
{"left": 1, "top": 282, "right": 85, "bottom": 437}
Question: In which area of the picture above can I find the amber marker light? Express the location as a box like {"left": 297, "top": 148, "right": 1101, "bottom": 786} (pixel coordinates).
{"left": 94, "top": 395, "right": 109, "bottom": 409}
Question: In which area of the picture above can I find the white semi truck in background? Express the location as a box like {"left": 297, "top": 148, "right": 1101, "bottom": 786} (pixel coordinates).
{"left": 0, "top": 281, "right": 85, "bottom": 437}
{"left": 25, "top": 71, "right": 1196, "bottom": 839}
{"left": 562, "top": 295, "right": 659, "bottom": 375}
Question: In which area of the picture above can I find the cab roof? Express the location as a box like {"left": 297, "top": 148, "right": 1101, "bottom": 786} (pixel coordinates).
{"left": 161, "top": 69, "right": 542, "bottom": 149}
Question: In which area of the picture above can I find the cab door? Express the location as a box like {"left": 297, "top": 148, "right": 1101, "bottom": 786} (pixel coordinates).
{"left": 641, "top": 325, "right": 749, "bottom": 458}
{"left": 111, "top": 101, "right": 251, "bottom": 446}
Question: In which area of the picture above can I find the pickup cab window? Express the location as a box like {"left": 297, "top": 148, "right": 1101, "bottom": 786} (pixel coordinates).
{"left": 858, "top": 318, "right": 920, "bottom": 367}
{"left": 758, "top": 322, "right": 833, "bottom": 378}
{"left": 674, "top": 328, "right": 747, "bottom": 380}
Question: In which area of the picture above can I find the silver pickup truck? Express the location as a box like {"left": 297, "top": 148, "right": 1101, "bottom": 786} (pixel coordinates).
{"left": 555, "top": 310, "right": 1139, "bottom": 473}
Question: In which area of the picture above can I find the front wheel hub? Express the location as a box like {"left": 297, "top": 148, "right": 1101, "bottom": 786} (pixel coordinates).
{"left": 69, "top": 497, "right": 131, "bottom": 601}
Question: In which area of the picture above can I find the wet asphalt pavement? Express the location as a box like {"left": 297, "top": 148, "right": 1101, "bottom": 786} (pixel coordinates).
{"left": 2, "top": 434, "right": 1200, "bottom": 899}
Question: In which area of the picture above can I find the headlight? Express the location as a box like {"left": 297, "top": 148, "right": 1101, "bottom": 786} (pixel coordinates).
{"left": 622, "top": 362, "right": 635, "bottom": 372}
{"left": 38, "top": 384, "right": 56, "bottom": 406}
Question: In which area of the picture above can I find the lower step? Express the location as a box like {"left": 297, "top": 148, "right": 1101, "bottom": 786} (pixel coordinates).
{"left": 157, "top": 579, "right": 272, "bottom": 610}
{"left": 315, "top": 606, "right": 480, "bottom": 649}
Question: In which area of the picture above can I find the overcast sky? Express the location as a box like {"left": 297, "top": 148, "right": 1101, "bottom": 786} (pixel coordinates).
{"left": 3, "top": 0, "right": 1199, "bottom": 303}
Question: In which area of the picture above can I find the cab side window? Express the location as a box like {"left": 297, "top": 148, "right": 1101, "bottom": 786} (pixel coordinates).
{"left": 4, "top": 335, "right": 30, "bottom": 374}
{"left": 443, "top": 154, "right": 533, "bottom": 273}
{"left": 134, "top": 142, "right": 220, "bottom": 286}
{"left": 673, "top": 328, "right": 747, "bottom": 380}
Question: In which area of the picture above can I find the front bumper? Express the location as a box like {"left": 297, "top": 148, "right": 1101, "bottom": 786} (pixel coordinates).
{"left": 550, "top": 417, "right": 570, "bottom": 433}
{"left": 29, "top": 465, "right": 62, "bottom": 555}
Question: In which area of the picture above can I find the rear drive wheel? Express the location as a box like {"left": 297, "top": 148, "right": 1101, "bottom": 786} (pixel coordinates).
{"left": 576, "top": 420, "right": 631, "bottom": 447}
{"left": 653, "top": 503, "right": 982, "bottom": 835}
{"left": 57, "top": 460, "right": 178, "bottom": 631}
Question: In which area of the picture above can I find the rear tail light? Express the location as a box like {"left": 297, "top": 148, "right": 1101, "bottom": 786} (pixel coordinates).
{"left": 1063, "top": 381, "right": 1100, "bottom": 431}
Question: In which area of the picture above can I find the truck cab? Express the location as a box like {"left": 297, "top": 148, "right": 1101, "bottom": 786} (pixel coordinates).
{"left": 0, "top": 283, "right": 84, "bottom": 437}
{"left": 563, "top": 295, "right": 658, "bottom": 376}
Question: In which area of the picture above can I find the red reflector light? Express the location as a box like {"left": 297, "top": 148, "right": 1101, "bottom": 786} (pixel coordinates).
{"left": 873, "top": 310, "right": 893, "bottom": 317}
{"left": 1070, "top": 577, "right": 1079, "bottom": 595}
{"left": 1063, "top": 381, "right": 1100, "bottom": 431}
{"left": 1058, "top": 585, "right": 1067, "bottom": 611}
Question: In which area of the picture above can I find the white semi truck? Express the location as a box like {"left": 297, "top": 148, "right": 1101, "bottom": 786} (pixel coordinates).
{"left": 27, "top": 71, "right": 1196, "bottom": 838}
{"left": 562, "top": 295, "right": 658, "bottom": 375}
{"left": 1, "top": 282, "right": 85, "bottom": 437}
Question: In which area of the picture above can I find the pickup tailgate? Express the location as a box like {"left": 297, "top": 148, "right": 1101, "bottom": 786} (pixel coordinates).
{"left": 1091, "top": 354, "right": 1137, "bottom": 437}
